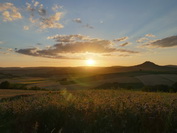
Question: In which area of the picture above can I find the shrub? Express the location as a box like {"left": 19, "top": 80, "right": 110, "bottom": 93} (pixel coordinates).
{"left": 172, "top": 82, "right": 177, "bottom": 92}
{"left": 29, "top": 86, "right": 43, "bottom": 90}
{"left": 142, "top": 85, "right": 169, "bottom": 92}
{"left": 0, "top": 81, "right": 10, "bottom": 89}
{"left": 12, "top": 83, "right": 27, "bottom": 90}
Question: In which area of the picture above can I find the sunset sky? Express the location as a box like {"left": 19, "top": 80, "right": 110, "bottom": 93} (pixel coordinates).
{"left": 0, "top": 0, "right": 177, "bottom": 67}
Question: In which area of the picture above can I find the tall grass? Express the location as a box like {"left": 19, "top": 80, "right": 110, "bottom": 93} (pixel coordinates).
{"left": 0, "top": 89, "right": 177, "bottom": 133}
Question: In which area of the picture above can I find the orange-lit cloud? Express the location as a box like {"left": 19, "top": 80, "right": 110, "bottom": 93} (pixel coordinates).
{"left": 16, "top": 34, "right": 139, "bottom": 59}
{"left": 136, "top": 37, "right": 149, "bottom": 43}
{"left": 145, "top": 34, "right": 156, "bottom": 38}
{"left": 0, "top": 3, "right": 22, "bottom": 21}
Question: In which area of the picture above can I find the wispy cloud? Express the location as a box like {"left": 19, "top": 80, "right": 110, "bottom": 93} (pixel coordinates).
{"left": 136, "top": 37, "right": 149, "bottom": 43}
{"left": 52, "top": 4, "right": 63, "bottom": 12}
{"left": 0, "top": 47, "right": 14, "bottom": 55}
{"left": 36, "top": 43, "right": 42, "bottom": 45}
{"left": 84, "top": 24, "right": 94, "bottom": 29}
{"left": 118, "top": 54, "right": 130, "bottom": 57}
{"left": 136, "top": 34, "right": 156, "bottom": 43}
{"left": 7, "top": 48, "right": 13, "bottom": 52}
{"left": 23, "top": 26, "right": 29, "bottom": 30}
{"left": 145, "top": 34, "right": 156, "bottom": 38}
{"left": 26, "top": 2, "right": 46, "bottom": 17}
{"left": 72, "top": 18, "right": 94, "bottom": 29}
{"left": 120, "top": 42, "right": 131, "bottom": 47}
{"left": 145, "top": 35, "right": 177, "bottom": 48}
{"left": 73, "top": 18, "right": 82, "bottom": 23}
{"left": 0, "top": 41, "right": 5, "bottom": 44}
{"left": 113, "top": 37, "right": 128, "bottom": 42}
{"left": 16, "top": 34, "right": 139, "bottom": 59}
{"left": 0, "top": 3, "right": 22, "bottom": 21}
{"left": 100, "top": 20, "right": 103, "bottom": 24}
{"left": 47, "top": 34, "right": 90, "bottom": 42}
{"left": 34, "top": 1, "right": 39, "bottom": 7}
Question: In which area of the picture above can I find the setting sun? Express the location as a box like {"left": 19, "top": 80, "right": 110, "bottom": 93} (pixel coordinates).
{"left": 86, "top": 59, "right": 95, "bottom": 66}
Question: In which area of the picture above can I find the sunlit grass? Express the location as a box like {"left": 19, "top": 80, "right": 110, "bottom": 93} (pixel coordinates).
{"left": 0, "top": 89, "right": 176, "bottom": 132}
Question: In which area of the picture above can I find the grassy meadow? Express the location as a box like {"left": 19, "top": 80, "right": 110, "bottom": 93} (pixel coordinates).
{"left": 0, "top": 89, "right": 177, "bottom": 133}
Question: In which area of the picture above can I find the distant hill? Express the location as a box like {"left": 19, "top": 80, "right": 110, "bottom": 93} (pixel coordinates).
{"left": 136, "top": 61, "right": 159, "bottom": 68}
{"left": 0, "top": 61, "right": 177, "bottom": 78}
{"left": 112, "top": 61, "right": 177, "bottom": 72}
{"left": 131, "top": 61, "right": 168, "bottom": 71}
{"left": 165, "top": 65, "right": 177, "bottom": 68}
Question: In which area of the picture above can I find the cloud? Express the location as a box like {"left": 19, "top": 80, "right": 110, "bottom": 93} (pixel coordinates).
{"left": 26, "top": 1, "right": 63, "bottom": 29}
{"left": 113, "top": 37, "right": 128, "bottom": 42}
{"left": 100, "top": 20, "right": 103, "bottom": 24}
{"left": 47, "top": 35, "right": 138, "bottom": 54}
{"left": 0, "top": 3, "right": 22, "bottom": 21}
{"left": 23, "top": 26, "right": 29, "bottom": 30}
{"left": 84, "top": 24, "right": 94, "bottom": 29}
{"left": 39, "top": 12, "right": 63, "bottom": 29}
{"left": 47, "top": 34, "right": 90, "bottom": 42}
{"left": 16, "top": 48, "right": 81, "bottom": 59}
{"left": 45, "top": 45, "right": 52, "bottom": 49}
{"left": 0, "top": 51, "right": 10, "bottom": 55}
{"left": 145, "top": 35, "right": 177, "bottom": 48}
{"left": 7, "top": 48, "right": 13, "bottom": 52}
{"left": 120, "top": 42, "right": 131, "bottom": 47}
{"left": 118, "top": 54, "right": 130, "bottom": 57}
{"left": 34, "top": 1, "right": 39, "bottom": 7}
{"left": 136, "top": 37, "right": 149, "bottom": 43}
{"left": 37, "top": 4, "right": 47, "bottom": 16}
{"left": 16, "top": 34, "right": 139, "bottom": 59}
{"left": 102, "top": 53, "right": 112, "bottom": 56}
{"left": 145, "top": 34, "right": 156, "bottom": 38}
{"left": 136, "top": 34, "right": 156, "bottom": 44}
{"left": 72, "top": 18, "right": 94, "bottom": 29}
{"left": 52, "top": 4, "right": 63, "bottom": 12}
{"left": 73, "top": 18, "right": 82, "bottom": 23}
{"left": 0, "top": 41, "right": 4, "bottom": 44}
{"left": 36, "top": 43, "right": 42, "bottom": 45}
{"left": 26, "top": 2, "right": 46, "bottom": 16}
{"left": 26, "top": 3, "right": 35, "bottom": 16}
{"left": 38, "top": 7, "right": 46, "bottom": 16}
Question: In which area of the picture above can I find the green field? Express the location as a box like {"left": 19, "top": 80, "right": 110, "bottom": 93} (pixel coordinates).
{"left": 0, "top": 89, "right": 48, "bottom": 99}
{"left": 0, "top": 89, "right": 177, "bottom": 133}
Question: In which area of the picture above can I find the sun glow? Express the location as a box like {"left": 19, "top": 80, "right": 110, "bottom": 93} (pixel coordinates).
{"left": 86, "top": 59, "right": 95, "bottom": 66}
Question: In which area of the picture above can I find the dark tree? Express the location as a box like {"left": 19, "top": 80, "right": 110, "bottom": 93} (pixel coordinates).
{"left": 0, "top": 81, "right": 10, "bottom": 89}
{"left": 172, "top": 82, "right": 177, "bottom": 92}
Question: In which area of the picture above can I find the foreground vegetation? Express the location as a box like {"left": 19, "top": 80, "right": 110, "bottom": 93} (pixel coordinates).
{"left": 0, "top": 89, "right": 177, "bottom": 133}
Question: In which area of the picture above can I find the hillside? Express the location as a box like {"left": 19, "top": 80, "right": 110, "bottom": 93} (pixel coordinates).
{"left": 0, "top": 61, "right": 177, "bottom": 78}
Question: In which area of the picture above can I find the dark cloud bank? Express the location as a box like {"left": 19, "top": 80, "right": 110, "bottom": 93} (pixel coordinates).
{"left": 146, "top": 35, "right": 177, "bottom": 48}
